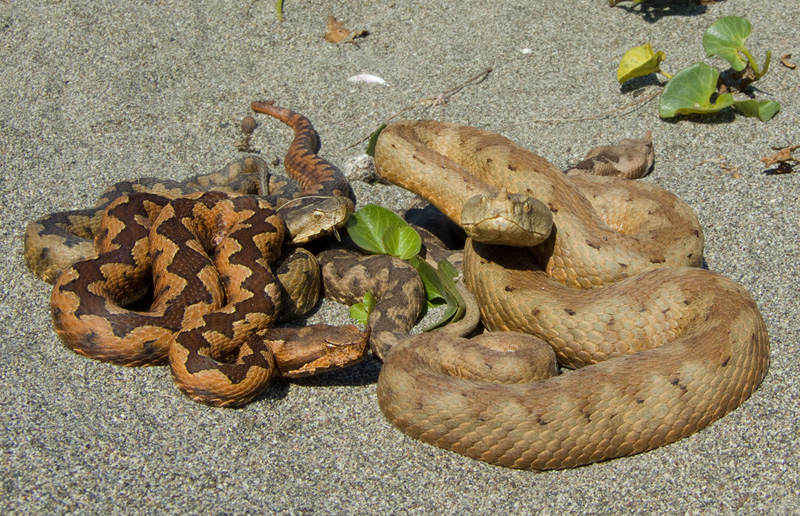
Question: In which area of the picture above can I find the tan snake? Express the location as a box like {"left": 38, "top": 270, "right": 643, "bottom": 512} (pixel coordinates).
{"left": 372, "top": 120, "right": 770, "bottom": 470}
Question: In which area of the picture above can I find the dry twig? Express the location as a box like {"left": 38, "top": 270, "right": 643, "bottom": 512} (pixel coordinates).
{"left": 345, "top": 67, "right": 493, "bottom": 150}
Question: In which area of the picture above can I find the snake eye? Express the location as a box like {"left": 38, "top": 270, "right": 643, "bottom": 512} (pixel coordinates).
{"left": 313, "top": 210, "right": 324, "bottom": 219}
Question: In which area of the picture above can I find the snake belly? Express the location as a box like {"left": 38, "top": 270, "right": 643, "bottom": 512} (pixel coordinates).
{"left": 373, "top": 120, "right": 770, "bottom": 469}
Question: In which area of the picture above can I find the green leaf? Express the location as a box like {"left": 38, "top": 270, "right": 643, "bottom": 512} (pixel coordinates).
{"left": 733, "top": 100, "right": 781, "bottom": 122}
{"left": 424, "top": 300, "right": 459, "bottom": 332}
{"left": 349, "top": 291, "right": 375, "bottom": 325}
{"left": 617, "top": 42, "right": 667, "bottom": 84}
{"left": 659, "top": 63, "right": 734, "bottom": 118}
{"left": 703, "top": 16, "right": 752, "bottom": 71}
{"left": 431, "top": 260, "right": 466, "bottom": 327}
{"left": 346, "top": 204, "right": 409, "bottom": 255}
{"left": 408, "top": 256, "right": 447, "bottom": 306}
{"left": 408, "top": 257, "right": 468, "bottom": 331}
{"left": 437, "top": 259, "right": 460, "bottom": 285}
{"left": 423, "top": 260, "right": 468, "bottom": 332}
{"left": 365, "top": 124, "right": 386, "bottom": 157}
{"left": 382, "top": 225, "right": 422, "bottom": 260}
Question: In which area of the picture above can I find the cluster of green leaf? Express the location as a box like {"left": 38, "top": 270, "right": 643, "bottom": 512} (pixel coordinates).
{"left": 345, "top": 204, "right": 469, "bottom": 330}
{"left": 617, "top": 16, "right": 780, "bottom": 121}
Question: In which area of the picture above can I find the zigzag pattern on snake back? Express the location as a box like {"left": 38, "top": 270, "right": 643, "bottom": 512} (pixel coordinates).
{"left": 251, "top": 100, "right": 354, "bottom": 200}
{"left": 51, "top": 190, "right": 283, "bottom": 366}
{"left": 318, "top": 239, "right": 483, "bottom": 361}
{"left": 373, "top": 120, "right": 769, "bottom": 470}
{"left": 25, "top": 100, "right": 356, "bottom": 286}
{"left": 317, "top": 249, "right": 426, "bottom": 360}
{"left": 33, "top": 102, "right": 368, "bottom": 406}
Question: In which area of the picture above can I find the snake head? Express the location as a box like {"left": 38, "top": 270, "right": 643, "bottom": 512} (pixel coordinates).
{"left": 265, "top": 324, "right": 371, "bottom": 377}
{"left": 461, "top": 188, "right": 553, "bottom": 247}
{"left": 279, "top": 196, "right": 355, "bottom": 245}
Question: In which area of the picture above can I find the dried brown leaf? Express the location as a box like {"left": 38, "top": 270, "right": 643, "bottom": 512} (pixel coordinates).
{"left": 760, "top": 144, "right": 800, "bottom": 168}
{"left": 325, "top": 16, "right": 351, "bottom": 43}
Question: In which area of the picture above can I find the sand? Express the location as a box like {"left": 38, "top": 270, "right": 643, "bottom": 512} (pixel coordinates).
{"left": 1, "top": 0, "right": 799, "bottom": 513}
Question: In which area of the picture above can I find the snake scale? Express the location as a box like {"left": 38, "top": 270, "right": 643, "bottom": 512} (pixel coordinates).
{"left": 372, "top": 120, "right": 769, "bottom": 470}
{"left": 27, "top": 102, "right": 369, "bottom": 407}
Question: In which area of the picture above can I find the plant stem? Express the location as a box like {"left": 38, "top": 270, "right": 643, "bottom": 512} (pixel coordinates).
{"left": 741, "top": 47, "right": 759, "bottom": 76}
{"left": 276, "top": 0, "right": 284, "bottom": 21}
{"left": 761, "top": 51, "right": 772, "bottom": 78}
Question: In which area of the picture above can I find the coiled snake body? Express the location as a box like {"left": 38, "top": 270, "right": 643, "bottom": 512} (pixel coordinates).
{"left": 28, "top": 102, "right": 368, "bottom": 407}
{"left": 373, "top": 120, "right": 769, "bottom": 469}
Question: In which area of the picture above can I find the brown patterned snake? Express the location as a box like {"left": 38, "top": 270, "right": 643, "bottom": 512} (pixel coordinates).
{"left": 27, "top": 102, "right": 369, "bottom": 407}
{"left": 372, "top": 120, "right": 770, "bottom": 470}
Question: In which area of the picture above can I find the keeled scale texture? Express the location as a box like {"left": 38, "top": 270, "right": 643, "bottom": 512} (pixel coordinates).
{"left": 374, "top": 121, "right": 770, "bottom": 469}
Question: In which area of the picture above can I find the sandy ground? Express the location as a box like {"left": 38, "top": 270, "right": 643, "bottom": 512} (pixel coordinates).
{"left": 1, "top": 0, "right": 799, "bottom": 514}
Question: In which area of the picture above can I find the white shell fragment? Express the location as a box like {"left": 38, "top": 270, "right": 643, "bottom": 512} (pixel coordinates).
{"left": 343, "top": 154, "right": 377, "bottom": 183}
{"left": 347, "top": 74, "right": 387, "bottom": 85}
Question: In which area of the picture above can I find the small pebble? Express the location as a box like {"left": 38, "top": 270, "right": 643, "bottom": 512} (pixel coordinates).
{"left": 241, "top": 116, "right": 258, "bottom": 135}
